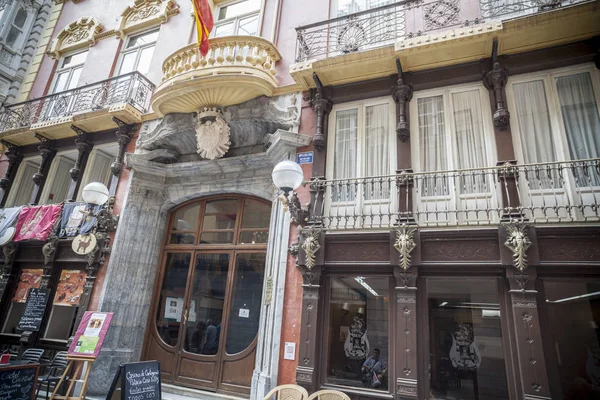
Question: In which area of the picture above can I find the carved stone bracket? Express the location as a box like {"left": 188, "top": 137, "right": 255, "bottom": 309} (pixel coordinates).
{"left": 0, "top": 144, "right": 23, "bottom": 205}
{"left": 111, "top": 117, "right": 134, "bottom": 181}
{"left": 310, "top": 73, "right": 332, "bottom": 151}
{"left": 69, "top": 126, "right": 92, "bottom": 182}
{"left": 287, "top": 192, "right": 310, "bottom": 225}
{"left": 392, "top": 58, "right": 413, "bottom": 141}
{"left": 394, "top": 224, "right": 417, "bottom": 270}
{"left": 503, "top": 222, "right": 532, "bottom": 271}
{"left": 483, "top": 39, "right": 510, "bottom": 131}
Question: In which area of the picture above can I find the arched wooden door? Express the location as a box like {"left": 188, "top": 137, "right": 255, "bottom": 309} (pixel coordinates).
{"left": 143, "top": 196, "right": 271, "bottom": 396}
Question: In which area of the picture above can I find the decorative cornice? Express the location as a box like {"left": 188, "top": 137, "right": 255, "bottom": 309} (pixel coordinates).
{"left": 503, "top": 222, "right": 532, "bottom": 272}
{"left": 117, "top": 0, "right": 179, "bottom": 39}
{"left": 394, "top": 224, "right": 417, "bottom": 271}
{"left": 48, "top": 16, "right": 104, "bottom": 59}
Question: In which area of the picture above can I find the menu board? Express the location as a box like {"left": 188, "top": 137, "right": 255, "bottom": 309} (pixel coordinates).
{"left": 68, "top": 311, "right": 113, "bottom": 358}
{"left": 106, "top": 361, "right": 161, "bottom": 400}
{"left": 53, "top": 270, "right": 86, "bottom": 306}
{"left": 0, "top": 364, "right": 38, "bottom": 400}
{"left": 12, "top": 269, "right": 43, "bottom": 303}
{"left": 17, "top": 288, "right": 50, "bottom": 331}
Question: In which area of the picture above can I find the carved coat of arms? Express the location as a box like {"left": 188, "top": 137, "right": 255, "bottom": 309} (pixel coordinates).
{"left": 195, "top": 113, "right": 231, "bottom": 160}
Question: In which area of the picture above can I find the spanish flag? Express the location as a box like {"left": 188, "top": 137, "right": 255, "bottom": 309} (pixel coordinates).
{"left": 193, "top": 0, "right": 214, "bottom": 56}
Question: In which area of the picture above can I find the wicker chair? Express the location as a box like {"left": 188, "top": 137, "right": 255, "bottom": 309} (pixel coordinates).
{"left": 263, "top": 384, "right": 309, "bottom": 400}
{"left": 307, "top": 390, "right": 351, "bottom": 400}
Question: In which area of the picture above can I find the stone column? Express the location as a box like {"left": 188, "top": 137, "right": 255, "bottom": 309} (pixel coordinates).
{"left": 30, "top": 134, "right": 56, "bottom": 205}
{"left": 88, "top": 175, "right": 167, "bottom": 396}
{"left": 251, "top": 199, "right": 291, "bottom": 400}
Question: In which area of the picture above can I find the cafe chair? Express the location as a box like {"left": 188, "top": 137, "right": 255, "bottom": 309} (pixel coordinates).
{"left": 19, "top": 348, "right": 45, "bottom": 364}
{"left": 263, "top": 384, "right": 309, "bottom": 400}
{"left": 36, "top": 351, "right": 68, "bottom": 400}
{"left": 307, "top": 390, "right": 351, "bottom": 400}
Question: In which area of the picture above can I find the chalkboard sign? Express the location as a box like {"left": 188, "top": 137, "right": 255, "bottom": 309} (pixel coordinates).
{"left": 0, "top": 364, "right": 38, "bottom": 400}
{"left": 106, "top": 361, "right": 161, "bottom": 400}
{"left": 18, "top": 288, "right": 50, "bottom": 331}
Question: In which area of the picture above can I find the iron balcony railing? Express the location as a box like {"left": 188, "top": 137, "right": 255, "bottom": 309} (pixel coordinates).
{"left": 310, "top": 159, "right": 600, "bottom": 230}
{"left": 294, "top": 0, "right": 588, "bottom": 62}
{"left": 0, "top": 71, "right": 155, "bottom": 133}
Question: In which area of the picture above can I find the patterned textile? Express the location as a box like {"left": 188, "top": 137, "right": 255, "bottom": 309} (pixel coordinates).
{"left": 59, "top": 203, "right": 98, "bottom": 237}
{"left": 14, "top": 204, "right": 63, "bottom": 242}
{"left": 0, "top": 206, "right": 22, "bottom": 236}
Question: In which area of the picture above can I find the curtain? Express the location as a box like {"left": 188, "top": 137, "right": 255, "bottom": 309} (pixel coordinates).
{"left": 44, "top": 157, "right": 75, "bottom": 204}
{"left": 513, "top": 80, "right": 557, "bottom": 189}
{"left": 77, "top": 151, "right": 113, "bottom": 201}
{"left": 556, "top": 72, "right": 600, "bottom": 186}
{"left": 418, "top": 95, "right": 448, "bottom": 195}
{"left": 333, "top": 109, "right": 358, "bottom": 201}
{"left": 452, "top": 90, "right": 489, "bottom": 193}
{"left": 10, "top": 163, "right": 38, "bottom": 206}
{"left": 365, "top": 104, "right": 389, "bottom": 200}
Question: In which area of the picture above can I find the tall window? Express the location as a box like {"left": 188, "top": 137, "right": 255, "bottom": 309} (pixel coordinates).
{"left": 51, "top": 50, "right": 87, "bottom": 94}
{"left": 327, "top": 98, "right": 395, "bottom": 228}
{"left": 213, "top": 0, "right": 261, "bottom": 37}
{"left": 118, "top": 29, "right": 159, "bottom": 76}
{"left": 4, "top": 7, "right": 28, "bottom": 49}
{"left": 77, "top": 145, "right": 118, "bottom": 201}
{"left": 5, "top": 159, "right": 40, "bottom": 207}
{"left": 39, "top": 154, "right": 77, "bottom": 205}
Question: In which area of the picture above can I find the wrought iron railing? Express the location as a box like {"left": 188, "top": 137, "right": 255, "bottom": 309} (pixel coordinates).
{"left": 294, "top": 0, "right": 590, "bottom": 62}
{"left": 0, "top": 72, "right": 154, "bottom": 133}
{"left": 309, "top": 159, "right": 600, "bottom": 230}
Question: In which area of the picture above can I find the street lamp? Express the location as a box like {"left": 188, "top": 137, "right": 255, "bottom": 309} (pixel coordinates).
{"left": 81, "top": 182, "right": 118, "bottom": 231}
{"left": 271, "top": 160, "right": 309, "bottom": 225}
{"left": 81, "top": 182, "right": 110, "bottom": 206}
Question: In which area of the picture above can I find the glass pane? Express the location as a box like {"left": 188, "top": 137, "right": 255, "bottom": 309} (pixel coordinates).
{"left": 200, "top": 231, "right": 234, "bottom": 244}
{"left": 225, "top": 253, "right": 266, "bottom": 354}
{"left": 183, "top": 253, "right": 230, "bottom": 354}
{"left": 10, "top": 162, "right": 38, "bottom": 206}
{"left": 5, "top": 26, "right": 21, "bottom": 47}
{"left": 14, "top": 8, "right": 27, "bottom": 28}
{"left": 119, "top": 52, "right": 137, "bottom": 75}
{"left": 418, "top": 95, "right": 448, "bottom": 195}
{"left": 333, "top": 109, "right": 358, "bottom": 202}
{"left": 202, "top": 199, "right": 238, "bottom": 230}
{"left": 427, "top": 279, "right": 509, "bottom": 400}
{"left": 543, "top": 280, "right": 600, "bottom": 399}
{"left": 127, "top": 29, "right": 159, "bottom": 48}
{"left": 43, "top": 306, "right": 77, "bottom": 339}
{"left": 327, "top": 276, "right": 389, "bottom": 390}
{"left": 365, "top": 104, "right": 390, "bottom": 201}
{"left": 241, "top": 199, "right": 270, "bottom": 228}
{"left": 52, "top": 71, "right": 69, "bottom": 93}
{"left": 136, "top": 45, "right": 155, "bottom": 75}
{"left": 214, "top": 22, "right": 235, "bottom": 38}
{"left": 238, "top": 15, "right": 259, "bottom": 36}
{"left": 62, "top": 51, "right": 88, "bottom": 68}
{"left": 556, "top": 73, "right": 600, "bottom": 177}
{"left": 67, "top": 67, "right": 82, "bottom": 90}
{"left": 239, "top": 231, "right": 268, "bottom": 244}
{"left": 44, "top": 157, "right": 75, "bottom": 204}
{"left": 1, "top": 302, "right": 26, "bottom": 334}
{"left": 218, "top": 0, "right": 260, "bottom": 20}
{"left": 173, "top": 205, "right": 200, "bottom": 232}
{"left": 155, "top": 253, "right": 191, "bottom": 347}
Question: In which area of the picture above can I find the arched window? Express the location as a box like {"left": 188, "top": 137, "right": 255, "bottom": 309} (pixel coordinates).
{"left": 144, "top": 196, "right": 271, "bottom": 395}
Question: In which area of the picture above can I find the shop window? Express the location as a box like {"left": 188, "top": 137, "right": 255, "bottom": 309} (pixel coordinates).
{"left": 1, "top": 267, "right": 43, "bottom": 335}
{"left": 5, "top": 158, "right": 40, "bottom": 207}
{"left": 213, "top": 0, "right": 261, "bottom": 37}
{"left": 39, "top": 154, "right": 77, "bottom": 205}
{"left": 326, "top": 276, "right": 390, "bottom": 391}
{"left": 117, "top": 29, "right": 159, "bottom": 76}
{"left": 426, "top": 278, "right": 509, "bottom": 400}
{"left": 541, "top": 279, "right": 600, "bottom": 399}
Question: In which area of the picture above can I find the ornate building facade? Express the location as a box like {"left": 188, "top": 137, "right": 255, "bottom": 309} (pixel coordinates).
{"left": 0, "top": 0, "right": 598, "bottom": 400}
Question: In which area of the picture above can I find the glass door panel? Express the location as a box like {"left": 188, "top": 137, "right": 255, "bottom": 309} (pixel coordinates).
{"left": 182, "top": 253, "right": 231, "bottom": 355}
{"left": 426, "top": 278, "right": 509, "bottom": 400}
{"left": 155, "top": 253, "right": 192, "bottom": 347}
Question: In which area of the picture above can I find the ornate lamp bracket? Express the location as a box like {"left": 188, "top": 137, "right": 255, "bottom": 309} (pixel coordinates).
{"left": 310, "top": 73, "right": 332, "bottom": 151}
{"left": 394, "top": 224, "right": 417, "bottom": 271}
{"left": 503, "top": 221, "right": 532, "bottom": 272}
{"left": 284, "top": 191, "right": 311, "bottom": 225}
{"left": 483, "top": 39, "right": 510, "bottom": 131}
{"left": 392, "top": 58, "right": 413, "bottom": 141}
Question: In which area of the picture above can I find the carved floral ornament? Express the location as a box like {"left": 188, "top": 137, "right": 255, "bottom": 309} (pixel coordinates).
{"left": 301, "top": 229, "right": 321, "bottom": 270}
{"left": 117, "top": 0, "right": 179, "bottom": 38}
{"left": 503, "top": 222, "right": 532, "bottom": 272}
{"left": 195, "top": 108, "right": 231, "bottom": 160}
{"left": 394, "top": 224, "right": 417, "bottom": 271}
{"left": 49, "top": 17, "right": 103, "bottom": 59}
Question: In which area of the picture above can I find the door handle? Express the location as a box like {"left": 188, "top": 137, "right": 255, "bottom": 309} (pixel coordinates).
{"left": 182, "top": 308, "right": 189, "bottom": 324}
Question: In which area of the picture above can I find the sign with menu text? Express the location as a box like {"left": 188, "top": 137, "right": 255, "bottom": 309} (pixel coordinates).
{"left": 68, "top": 311, "right": 113, "bottom": 358}
{"left": 17, "top": 288, "right": 50, "bottom": 331}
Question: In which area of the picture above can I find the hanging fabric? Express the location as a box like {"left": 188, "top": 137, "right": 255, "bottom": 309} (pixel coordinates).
{"left": 0, "top": 206, "right": 22, "bottom": 236}
{"left": 14, "top": 204, "right": 63, "bottom": 242}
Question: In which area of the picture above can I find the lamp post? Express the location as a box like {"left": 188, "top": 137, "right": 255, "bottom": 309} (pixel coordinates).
{"left": 81, "top": 182, "right": 118, "bottom": 232}
{"left": 271, "top": 160, "right": 310, "bottom": 225}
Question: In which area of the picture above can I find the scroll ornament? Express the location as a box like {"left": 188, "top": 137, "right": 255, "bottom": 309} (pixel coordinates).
{"left": 301, "top": 230, "right": 321, "bottom": 270}
{"left": 394, "top": 224, "right": 417, "bottom": 271}
{"left": 504, "top": 223, "right": 531, "bottom": 271}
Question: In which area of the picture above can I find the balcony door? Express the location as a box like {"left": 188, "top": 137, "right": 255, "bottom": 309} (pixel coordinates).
{"left": 143, "top": 196, "right": 270, "bottom": 395}
{"left": 410, "top": 85, "right": 498, "bottom": 226}
{"left": 42, "top": 50, "right": 88, "bottom": 121}
{"left": 506, "top": 65, "right": 600, "bottom": 222}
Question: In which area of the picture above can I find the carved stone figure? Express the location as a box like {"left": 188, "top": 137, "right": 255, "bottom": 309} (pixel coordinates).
{"left": 195, "top": 109, "right": 231, "bottom": 160}
{"left": 504, "top": 222, "right": 531, "bottom": 271}
{"left": 301, "top": 230, "right": 321, "bottom": 270}
{"left": 394, "top": 224, "right": 417, "bottom": 271}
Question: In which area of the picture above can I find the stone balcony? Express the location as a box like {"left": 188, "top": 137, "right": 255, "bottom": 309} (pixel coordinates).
{"left": 290, "top": 0, "right": 600, "bottom": 89}
{"left": 151, "top": 36, "right": 281, "bottom": 116}
{"left": 0, "top": 72, "right": 154, "bottom": 145}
